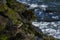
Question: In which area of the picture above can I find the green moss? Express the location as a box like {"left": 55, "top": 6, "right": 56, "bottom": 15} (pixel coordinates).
{"left": 0, "top": 0, "right": 7, "bottom": 12}
{"left": 5, "top": 0, "right": 27, "bottom": 24}
{"left": 0, "top": 25, "right": 5, "bottom": 31}
{"left": 6, "top": 0, "right": 26, "bottom": 12}
{"left": 6, "top": 8, "right": 21, "bottom": 24}
{"left": 0, "top": 4, "right": 5, "bottom": 12}
{"left": 43, "top": 34, "right": 57, "bottom": 40}
{"left": 0, "top": 35, "right": 10, "bottom": 40}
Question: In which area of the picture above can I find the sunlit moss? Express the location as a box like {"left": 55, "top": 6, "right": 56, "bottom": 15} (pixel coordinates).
{"left": 6, "top": 8, "right": 21, "bottom": 24}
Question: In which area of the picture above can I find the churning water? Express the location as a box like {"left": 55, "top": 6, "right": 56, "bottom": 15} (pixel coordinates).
{"left": 17, "top": 0, "right": 60, "bottom": 39}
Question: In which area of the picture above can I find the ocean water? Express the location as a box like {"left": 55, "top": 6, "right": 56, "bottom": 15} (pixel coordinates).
{"left": 17, "top": 0, "right": 60, "bottom": 39}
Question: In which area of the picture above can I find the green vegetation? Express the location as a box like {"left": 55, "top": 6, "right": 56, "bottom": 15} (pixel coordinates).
{"left": 6, "top": 0, "right": 27, "bottom": 12}
{"left": 0, "top": 35, "right": 10, "bottom": 40}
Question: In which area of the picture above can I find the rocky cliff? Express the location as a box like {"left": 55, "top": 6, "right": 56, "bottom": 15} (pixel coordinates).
{"left": 0, "top": 0, "right": 57, "bottom": 40}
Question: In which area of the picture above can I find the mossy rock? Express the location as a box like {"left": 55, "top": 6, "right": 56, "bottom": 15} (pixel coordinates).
{"left": 0, "top": 34, "right": 10, "bottom": 40}
{"left": 0, "top": 0, "right": 57, "bottom": 40}
{"left": 6, "top": 0, "right": 27, "bottom": 12}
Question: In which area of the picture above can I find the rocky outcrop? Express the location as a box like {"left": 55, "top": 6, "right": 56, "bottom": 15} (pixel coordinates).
{"left": 0, "top": 0, "right": 57, "bottom": 40}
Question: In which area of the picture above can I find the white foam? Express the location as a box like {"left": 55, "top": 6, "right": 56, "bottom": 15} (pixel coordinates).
{"left": 17, "top": 0, "right": 48, "bottom": 10}
{"left": 32, "top": 22, "right": 40, "bottom": 27}
{"left": 30, "top": 4, "right": 38, "bottom": 8}
{"left": 39, "top": 5, "right": 48, "bottom": 8}
{"left": 32, "top": 21, "right": 60, "bottom": 39}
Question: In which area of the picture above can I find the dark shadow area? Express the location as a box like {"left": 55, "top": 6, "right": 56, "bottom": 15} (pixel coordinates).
{"left": 0, "top": 11, "right": 9, "bottom": 19}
